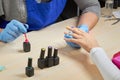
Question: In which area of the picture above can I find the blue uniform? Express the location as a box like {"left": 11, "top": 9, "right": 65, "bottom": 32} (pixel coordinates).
{"left": 0, "top": 0, "right": 100, "bottom": 44}
{"left": 26, "top": 0, "right": 67, "bottom": 31}
{"left": 0, "top": 0, "right": 67, "bottom": 31}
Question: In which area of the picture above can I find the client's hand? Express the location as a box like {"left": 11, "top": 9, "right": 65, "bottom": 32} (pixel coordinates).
{"left": 64, "top": 24, "right": 89, "bottom": 49}
{"left": 64, "top": 26, "right": 99, "bottom": 52}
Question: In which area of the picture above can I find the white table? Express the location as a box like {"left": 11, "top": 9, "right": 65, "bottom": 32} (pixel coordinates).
{"left": 0, "top": 16, "right": 120, "bottom": 80}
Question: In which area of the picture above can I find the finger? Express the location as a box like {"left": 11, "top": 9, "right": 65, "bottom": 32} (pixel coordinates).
{"left": 66, "top": 26, "right": 77, "bottom": 32}
{"left": 2, "top": 36, "right": 14, "bottom": 43}
{"left": 73, "top": 28, "right": 85, "bottom": 35}
{"left": 6, "top": 21, "right": 19, "bottom": 31}
{"left": 24, "top": 24, "right": 29, "bottom": 29}
{"left": 5, "top": 25, "right": 21, "bottom": 38}
{"left": 3, "top": 31, "right": 16, "bottom": 42}
{"left": 66, "top": 27, "right": 85, "bottom": 35}
{"left": 64, "top": 37, "right": 80, "bottom": 44}
{"left": 12, "top": 20, "right": 27, "bottom": 33}
{"left": 71, "top": 33, "right": 83, "bottom": 39}
{"left": 14, "top": 31, "right": 21, "bottom": 38}
{"left": 64, "top": 37, "right": 84, "bottom": 48}
{"left": 8, "top": 25, "right": 19, "bottom": 33}
{"left": 64, "top": 32, "right": 67, "bottom": 34}
{"left": 66, "top": 26, "right": 72, "bottom": 30}
{"left": 64, "top": 30, "right": 83, "bottom": 39}
{"left": 8, "top": 26, "right": 22, "bottom": 38}
{"left": 6, "top": 29, "right": 18, "bottom": 38}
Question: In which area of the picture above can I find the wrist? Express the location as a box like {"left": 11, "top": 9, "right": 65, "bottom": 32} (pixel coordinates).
{"left": 0, "top": 28, "right": 3, "bottom": 32}
{"left": 77, "top": 24, "right": 89, "bottom": 32}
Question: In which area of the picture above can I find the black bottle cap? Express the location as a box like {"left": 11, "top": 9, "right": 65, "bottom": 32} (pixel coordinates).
{"left": 53, "top": 48, "right": 58, "bottom": 58}
{"left": 28, "top": 58, "right": 32, "bottom": 67}
{"left": 113, "top": 0, "right": 118, "bottom": 9}
{"left": 118, "top": 0, "right": 120, "bottom": 7}
{"left": 53, "top": 48, "right": 59, "bottom": 66}
{"left": 47, "top": 46, "right": 52, "bottom": 58}
{"left": 40, "top": 48, "right": 45, "bottom": 59}
{"left": 38, "top": 48, "right": 46, "bottom": 69}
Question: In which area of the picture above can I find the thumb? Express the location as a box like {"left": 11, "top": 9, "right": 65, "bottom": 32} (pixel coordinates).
{"left": 24, "top": 24, "right": 29, "bottom": 29}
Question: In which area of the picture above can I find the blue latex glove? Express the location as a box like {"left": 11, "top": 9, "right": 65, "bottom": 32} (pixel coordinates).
{"left": 77, "top": 24, "right": 89, "bottom": 33}
{"left": 0, "top": 20, "right": 28, "bottom": 43}
{"left": 64, "top": 24, "right": 89, "bottom": 49}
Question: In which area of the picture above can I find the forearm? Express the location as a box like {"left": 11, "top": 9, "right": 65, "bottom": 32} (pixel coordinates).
{"left": 77, "top": 12, "right": 99, "bottom": 30}
{"left": 90, "top": 47, "right": 120, "bottom": 80}
{"left": 74, "top": 0, "right": 101, "bottom": 30}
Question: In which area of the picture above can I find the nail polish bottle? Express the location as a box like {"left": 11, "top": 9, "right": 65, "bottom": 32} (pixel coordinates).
{"left": 25, "top": 58, "right": 34, "bottom": 77}
{"left": 23, "top": 34, "right": 31, "bottom": 52}
{"left": 38, "top": 48, "right": 46, "bottom": 69}
{"left": 46, "top": 46, "right": 54, "bottom": 67}
{"left": 113, "top": 0, "right": 118, "bottom": 9}
{"left": 53, "top": 48, "right": 59, "bottom": 66}
{"left": 118, "top": 0, "right": 120, "bottom": 7}
{"left": 23, "top": 41, "right": 31, "bottom": 52}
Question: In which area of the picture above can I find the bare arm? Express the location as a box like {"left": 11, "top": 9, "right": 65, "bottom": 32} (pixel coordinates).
{"left": 77, "top": 12, "right": 99, "bottom": 30}
{"left": 74, "top": 0, "right": 101, "bottom": 30}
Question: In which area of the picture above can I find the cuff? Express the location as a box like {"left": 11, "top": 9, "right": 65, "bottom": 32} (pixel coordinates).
{"left": 77, "top": 24, "right": 89, "bottom": 32}
{"left": 90, "top": 47, "right": 104, "bottom": 55}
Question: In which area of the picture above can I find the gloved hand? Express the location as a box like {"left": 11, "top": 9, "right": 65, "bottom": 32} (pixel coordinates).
{"left": 64, "top": 24, "right": 89, "bottom": 49}
{"left": 0, "top": 20, "right": 29, "bottom": 43}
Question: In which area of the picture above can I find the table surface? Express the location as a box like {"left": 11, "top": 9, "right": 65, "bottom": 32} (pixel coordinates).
{"left": 0, "top": 16, "right": 120, "bottom": 80}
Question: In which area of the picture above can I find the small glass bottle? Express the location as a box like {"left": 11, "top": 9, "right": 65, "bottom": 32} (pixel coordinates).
{"left": 104, "top": 0, "right": 114, "bottom": 18}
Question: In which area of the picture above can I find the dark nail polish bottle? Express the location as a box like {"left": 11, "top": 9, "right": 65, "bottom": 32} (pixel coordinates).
{"left": 38, "top": 48, "right": 46, "bottom": 69}
{"left": 46, "top": 46, "right": 54, "bottom": 67}
{"left": 113, "top": 0, "right": 118, "bottom": 9}
{"left": 118, "top": 0, "right": 120, "bottom": 7}
{"left": 23, "top": 41, "right": 31, "bottom": 52}
{"left": 53, "top": 48, "right": 59, "bottom": 66}
{"left": 23, "top": 33, "right": 31, "bottom": 52}
{"left": 25, "top": 58, "right": 34, "bottom": 77}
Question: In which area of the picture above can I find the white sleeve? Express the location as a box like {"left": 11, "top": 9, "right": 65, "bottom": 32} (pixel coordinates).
{"left": 90, "top": 47, "right": 120, "bottom": 80}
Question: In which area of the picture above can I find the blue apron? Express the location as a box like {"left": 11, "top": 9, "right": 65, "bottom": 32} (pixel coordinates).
{"left": 25, "top": 0, "right": 66, "bottom": 31}
{"left": 0, "top": 0, "right": 67, "bottom": 31}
